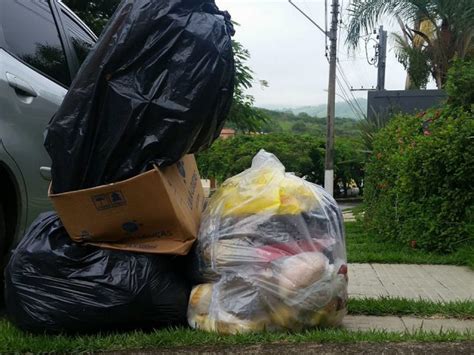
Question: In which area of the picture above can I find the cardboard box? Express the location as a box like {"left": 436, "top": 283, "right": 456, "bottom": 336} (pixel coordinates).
{"left": 49, "top": 155, "right": 204, "bottom": 255}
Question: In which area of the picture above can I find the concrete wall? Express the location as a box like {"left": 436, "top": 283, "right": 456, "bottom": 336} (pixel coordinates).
{"left": 367, "top": 90, "right": 447, "bottom": 121}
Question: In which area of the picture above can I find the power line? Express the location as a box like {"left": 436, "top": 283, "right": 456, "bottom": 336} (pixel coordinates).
{"left": 336, "top": 61, "right": 366, "bottom": 118}
{"left": 336, "top": 77, "right": 364, "bottom": 119}
{"left": 337, "top": 57, "right": 370, "bottom": 62}
{"left": 337, "top": 66, "right": 362, "bottom": 108}
{"left": 337, "top": 55, "right": 377, "bottom": 91}
{"left": 337, "top": 75, "right": 363, "bottom": 118}
{"left": 289, "top": 0, "right": 327, "bottom": 36}
{"left": 289, "top": 0, "right": 340, "bottom": 196}
{"left": 336, "top": 74, "right": 365, "bottom": 119}
{"left": 336, "top": 77, "right": 362, "bottom": 119}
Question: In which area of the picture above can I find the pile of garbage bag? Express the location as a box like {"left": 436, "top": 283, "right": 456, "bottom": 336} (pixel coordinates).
{"left": 5, "top": 212, "right": 190, "bottom": 334}
{"left": 4, "top": 0, "right": 235, "bottom": 334}
{"left": 188, "top": 150, "right": 348, "bottom": 334}
{"left": 45, "top": 0, "right": 235, "bottom": 193}
{"left": 3, "top": 0, "right": 350, "bottom": 335}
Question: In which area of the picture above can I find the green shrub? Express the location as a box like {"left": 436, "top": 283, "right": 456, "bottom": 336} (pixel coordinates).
{"left": 197, "top": 133, "right": 325, "bottom": 183}
{"left": 197, "top": 134, "right": 365, "bottom": 196}
{"left": 363, "top": 106, "right": 474, "bottom": 252}
{"left": 445, "top": 59, "right": 474, "bottom": 109}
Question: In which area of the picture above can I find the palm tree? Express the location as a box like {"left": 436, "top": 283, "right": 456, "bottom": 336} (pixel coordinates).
{"left": 346, "top": 0, "right": 474, "bottom": 88}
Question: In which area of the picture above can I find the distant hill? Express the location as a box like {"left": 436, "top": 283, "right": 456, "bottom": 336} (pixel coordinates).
{"left": 264, "top": 98, "right": 367, "bottom": 120}
{"left": 255, "top": 108, "right": 361, "bottom": 138}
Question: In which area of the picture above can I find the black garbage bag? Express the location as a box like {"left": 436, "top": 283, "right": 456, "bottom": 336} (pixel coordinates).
{"left": 4, "top": 212, "right": 190, "bottom": 334}
{"left": 45, "top": 0, "right": 235, "bottom": 193}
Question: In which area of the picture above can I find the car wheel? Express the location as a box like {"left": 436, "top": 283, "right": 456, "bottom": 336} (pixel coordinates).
{"left": 0, "top": 202, "right": 5, "bottom": 261}
{"left": 0, "top": 203, "right": 5, "bottom": 305}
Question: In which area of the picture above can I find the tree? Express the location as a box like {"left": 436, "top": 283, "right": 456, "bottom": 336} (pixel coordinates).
{"left": 291, "top": 122, "right": 308, "bottom": 133}
{"left": 65, "top": 1, "right": 268, "bottom": 132}
{"left": 197, "top": 134, "right": 325, "bottom": 184}
{"left": 334, "top": 139, "right": 365, "bottom": 197}
{"left": 227, "top": 41, "right": 269, "bottom": 132}
{"left": 346, "top": 0, "right": 474, "bottom": 88}
{"left": 197, "top": 133, "right": 365, "bottom": 195}
{"left": 21, "top": 44, "right": 71, "bottom": 86}
{"left": 358, "top": 111, "right": 391, "bottom": 153}
{"left": 394, "top": 32, "right": 432, "bottom": 89}
{"left": 63, "top": 0, "right": 121, "bottom": 34}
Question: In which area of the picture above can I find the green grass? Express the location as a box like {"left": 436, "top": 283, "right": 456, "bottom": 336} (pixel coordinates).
{"left": 0, "top": 319, "right": 472, "bottom": 353}
{"left": 1, "top": 219, "right": 472, "bottom": 352}
{"left": 345, "top": 221, "right": 474, "bottom": 268}
{"left": 1, "top": 298, "right": 472, "bottom": 352}
{"left": 348, "top": 298, "right": 474, "bottom": 319}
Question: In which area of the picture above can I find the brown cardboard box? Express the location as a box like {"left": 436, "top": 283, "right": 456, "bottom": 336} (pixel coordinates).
{"left": 49, "top": 155, "right": 204, "bottom": 255}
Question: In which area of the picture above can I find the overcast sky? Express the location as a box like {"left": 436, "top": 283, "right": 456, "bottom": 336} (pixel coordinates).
{"left": 215, "top": 0, "right": 436, "bottom": 109}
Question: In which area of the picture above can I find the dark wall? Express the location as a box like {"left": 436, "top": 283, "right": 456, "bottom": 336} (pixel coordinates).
{"left": 367, "top": 90, "right": 447, "bottom": 121}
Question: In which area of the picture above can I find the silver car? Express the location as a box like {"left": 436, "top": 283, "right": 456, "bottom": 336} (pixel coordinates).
{"left": 0, "top": 0, "right": 97, "bottom": 266}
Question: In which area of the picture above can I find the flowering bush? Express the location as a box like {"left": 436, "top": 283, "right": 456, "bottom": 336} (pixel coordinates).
{"left": 364, "top": 66, "right": 474, "bottom": 255}
{"left": 364, "top": 106, "right": 473, "bottom": 252}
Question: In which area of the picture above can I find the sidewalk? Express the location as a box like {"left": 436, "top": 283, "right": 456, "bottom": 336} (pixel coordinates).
{"left": 343, "top": 315, "right": 474, "bottom": 332}
{"left": 339, "top": 202, "right": 358, "bottom": 222}
{"left": 348, "top": 263, "right": 474, "bottom": 301}
{"left": 156, "top": 342, "right": 474, "bottom": 354}
{"left": 345, "top": 263, "right": 474, "bottom": 333}
{"left": 342, "top": 210, "right": 356, "bottom": 222}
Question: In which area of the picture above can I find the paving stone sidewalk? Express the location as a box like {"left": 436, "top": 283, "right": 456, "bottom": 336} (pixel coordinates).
{"left": 338, "top": 202, "right": 357, "bottom": 222}
{"left": 343, "top": 315, "right": 474, "bottom": 332}
{"left": 348, "top": 263, "right": 474, "bottom": 302}
{"left": 342, "top": 210, "right": 356, "bottom": 222}
{"left": 345, "top": 264, "right": 474, "bottom": 333}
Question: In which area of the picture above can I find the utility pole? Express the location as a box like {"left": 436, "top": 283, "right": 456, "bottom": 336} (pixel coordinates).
{"left": 324, "top": 0, "right": 339, "bottom": 196}
{"left": 289, "top": 0, "right": 339, "bottom": 196}
{"left": 377, "top": 25, "right": 387, "bottom": 90}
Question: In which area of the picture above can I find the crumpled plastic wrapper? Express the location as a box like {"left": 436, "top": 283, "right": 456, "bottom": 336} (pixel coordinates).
{"left": 188, "top": 150, "right": 348, "bottom": 334}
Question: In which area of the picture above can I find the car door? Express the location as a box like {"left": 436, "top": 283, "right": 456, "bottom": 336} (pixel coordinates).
{"left": 57, "top": 4, "right": 96, "bottom": 70}
{"left": 0, "top": 0, "right": 95, "bottom": 233}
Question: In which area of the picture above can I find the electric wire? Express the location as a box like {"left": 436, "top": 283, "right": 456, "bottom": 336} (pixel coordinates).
{"left": 336, "top": 62, "right": 366, "bottom": 118}
{"left": 336, "top": 76, "right": 363, "bottom": 119}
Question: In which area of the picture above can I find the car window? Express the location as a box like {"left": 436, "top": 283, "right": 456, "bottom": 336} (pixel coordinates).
{"left": 61, "top": 10, "right": 95, "bottom": 67}
{"left": 0, "top": 0, "right": 71, "bottom": 86}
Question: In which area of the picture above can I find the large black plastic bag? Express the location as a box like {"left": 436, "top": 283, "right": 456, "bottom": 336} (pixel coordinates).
{"left": 4, "top": 212, "right": 190, "bottom": 334}
{"left": 45, "top": 0, "right": 235, "bottom": 193}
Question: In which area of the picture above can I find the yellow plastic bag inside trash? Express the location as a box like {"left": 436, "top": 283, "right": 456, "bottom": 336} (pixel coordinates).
{"left": 210, "top": 163, "right": 321, "bottom": 217}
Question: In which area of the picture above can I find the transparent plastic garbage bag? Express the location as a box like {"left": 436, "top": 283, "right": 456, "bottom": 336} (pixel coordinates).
{"left": 188, "top": 150, "right": 348, "bottom": 334}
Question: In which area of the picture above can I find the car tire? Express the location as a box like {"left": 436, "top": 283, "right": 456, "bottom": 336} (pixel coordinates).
{"left": 0, "top": 203, "right": 5, "bottom": 306}
{"left": 0, "top": 203, "right": 5, "bottom": 258}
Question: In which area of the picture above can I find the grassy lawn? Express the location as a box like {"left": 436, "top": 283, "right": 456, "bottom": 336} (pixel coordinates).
{"left": 0, "top": 319, "right": 472, "bottom": 353}
{"left": 1, "top": 219, "right": 472, "bottom": 352}
{"left": 1, "top": 297, "right": 473, "bottom": 352}
{"left": 345, "top": 221, "right": 474, "bottom": 269}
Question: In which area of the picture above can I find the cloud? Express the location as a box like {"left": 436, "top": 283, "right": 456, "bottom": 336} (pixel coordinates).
{"left": 216, "top": 0, "right": 435, "bottom": 108}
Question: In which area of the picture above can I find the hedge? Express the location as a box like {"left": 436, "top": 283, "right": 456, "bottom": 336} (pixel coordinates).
{"left": 363, "top": 106, "right": 473, "bottom": 252}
